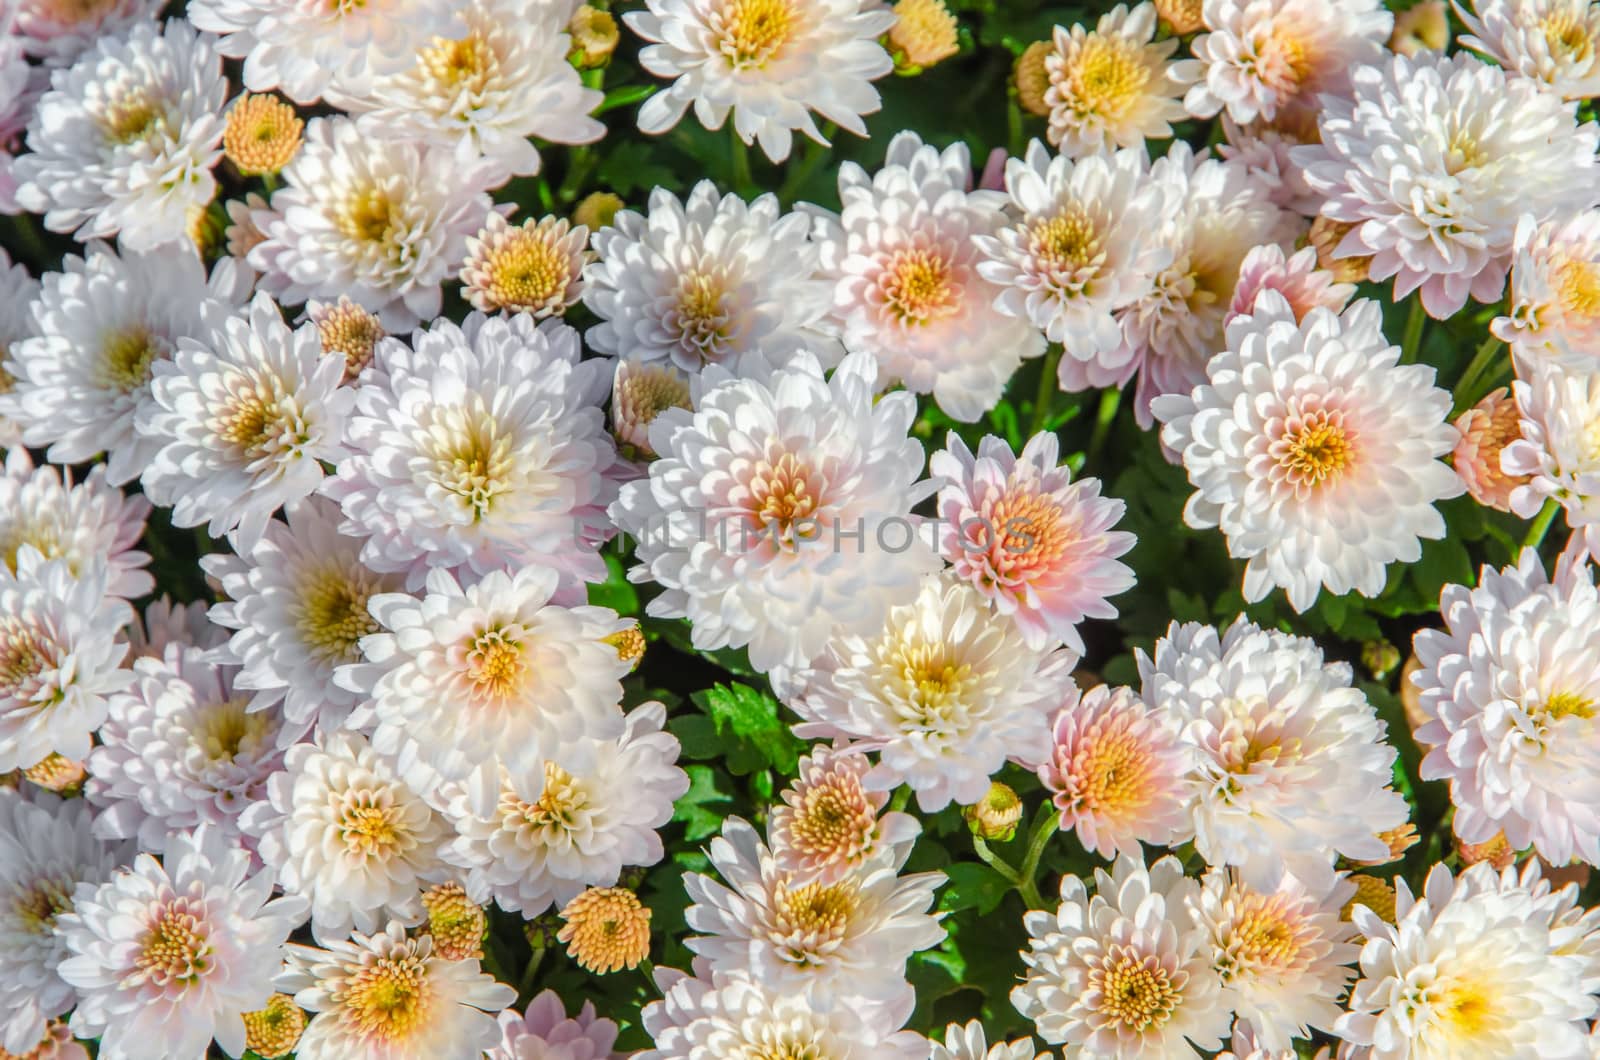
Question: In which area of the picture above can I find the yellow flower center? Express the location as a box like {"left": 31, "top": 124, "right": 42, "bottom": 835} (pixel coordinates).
{"left": 298, "top": 573, "right": 380, "bottom": 663}
{"left": 671, "top": 272, "right": 735, "bottom": 361}
{"left": 343, "top": 956, "right": 430, "bottom": 1042}
{"left": 102, "top": 96, "right": 164, "bottom": 145}
{"left": 526, "top": 762, "right": 587, "bottom": 829}
{"left": 1095, "top": 947, "right": 1180, "bottom": 1032}
{"left": 216, "top": 388, "right": 303, "bottom": 459}
{"left": 1275, "top": 412, "right": 1354, "bottom": 490}
{"left": 1069, "top": 35, "right": 1149, "bottom": 119}
{"left": 893, "top": 642, "right": 974, "bottom": 728}
{"left": 721, "top": 0, "right": 797, "bottom": 67}
{"left": 880, "top": 248, "right": 959, "bottom": 325}
{"left": 1544, "top": 690, "right": 1596, "bottom": 720}
{"left": 196, "top": 697, "right": 269, "bottom": 762}
{"left": 774, "top": 879, "right": 855, "bottom": 960}
{"left": 1431, "top": 971, "right": 1504, "bottom": 1040}
{"left": 13, "top": 879, "right": 72, "bottom": 934}
{"left": 339, "top": 186, "right": 398, "bottom": 244}
{"left": 136, "top": 907, "right": 213, "bottom": 986}
{"left": 482, "top": 232, "right": 570, "bottom": 308}
{"left": 467, "top": 628, "right": 528, "bottom": 701}
{"left": 100, "top": 326, "right": 167, "bottom": 392}
{"left": 1557, "top": 258, "right": 1600, "bottom": 320}
{"left": 1064, "top": 724, "right": 1152, "bottom": 819}
{"left": 1032, "top": 207, "right": 1104, "bottom": 277}
{"left": 338, "top": 799, "right": 406, "bottom": 858}
{"left": 0, "top": 622, "right": 52, "bottom": 698}
{"left": 750, "top": 451, "right": 823, "bottom": 539}
{"left": 432, "top": 410, "right": 514, "bottom": 519}
{"left": 420, "top": 30, "right": 496, "bottom": 92}
{"left": 1543, "top": 9, "right": 1595, "bottom": 59}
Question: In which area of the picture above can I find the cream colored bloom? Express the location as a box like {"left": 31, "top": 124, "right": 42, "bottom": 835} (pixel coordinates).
{"left": 1043, "top": 3, "right": 1187, "bottom": 157}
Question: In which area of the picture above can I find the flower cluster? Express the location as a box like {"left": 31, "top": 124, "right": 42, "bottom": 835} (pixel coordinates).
{"left": 3, "top": 0, "right": 1600, "bottom": 1057}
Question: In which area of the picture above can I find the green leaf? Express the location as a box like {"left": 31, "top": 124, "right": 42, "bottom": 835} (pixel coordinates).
{"left": 690, "top": 682, "right": 806, "bottom": 776}
{"left": 595, "top": 140, "right": 681, "bottom": 197}
{"left": 672, "top": 765, "right": 736, "bottom": 842}
{"left": 587, "top": 551, "right": 639, "bottom": 614}
{"left": 939, "top": 862, "right": 1012, "bottom": 915}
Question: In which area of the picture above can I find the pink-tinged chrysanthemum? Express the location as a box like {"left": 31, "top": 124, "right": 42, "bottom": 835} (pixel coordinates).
{"left": 0, "top": 41, "right": 42, "bottom": 217}
{"left": 1042, "top": 2, "right": 1187, "bottom": 158}
{"left": 326, "top": 0, "right": 602, "bottom": 180}
{"left": 125, "top": 596, "right": 226, "bottom": 662}
{"left": 11, "top": 0, "right": 162, "bottom": 67}
{"left": 789, "top": 574, "right": 1076, "bottom": 811}
{"left": 0, "top": 1020, "right": 89, "bottom": 1060}
{"left": 1192, "top": 867, "right": 1360, "bottom": 1051}
{"left": 0, "top": 790, "right": 130, "bottom": 1056}
{"left": 1338, "top": 861, "right": 1596, "bottom": 1058}
{"left": 435, "top": 701, "right": 686, "bottom": 916}
{"left": 1175, "top": 0, "right": 1391, "bottom": 125}
{"left": 1503, "top": 364, "right": 1600, "bottom": 525}
{"left": 1226, "top": 244, "right": 1356, "bottom": 327}
{"left": 489, "top": 991, "right": 621, "bottom": 1060}
{"left": 683, "top": 817, "right": 945, "bottom": 1012}
{"left": 1153, "top": 293, "right": 1463, "bottom": 612}
{"left": 1139, "top": 619, "right": 1410, "bottom": 886}
{"left": 626, "top": 0, "right": 897, "bottom": 163}
{"left": 1216, "top": 110, "right": 1323, "bottom": 216}
{"left": 768, "top": 745, "right": 921, "bottom": 884}
{"left": 1039, "top": 684, "right": 1191, "bottom": 859}
{"left": 1114, "top": 142, "right": 1296, "bottom": 425}
{"left": 931, "top": 431, "right": 1135, "bottom": 652}
{"left": 14, "top": 19, "right": 226, "bottom": 252}
{"left": 139, "top": 291, "right": 353, "bottom": 550}
{"left": 56, "top": 825, "right": 309, "bottom": 1060}
{"left": 278, "top": 920, "right": 515, "bottom": 1060}
{"left": 1012, "top": 853, "right": 1231, "bottom": 1056}
{"left": 1293, "top": 50, "right": 1600, "bottom": 319}
{"left": 611, "top": 350, "right": 939, "bottom": 672}
{"left": 325, "top": 312, "right": 617, "bottom": 598}
{"left": 86, "top": 644, "right": 289, "bottom": 855}
{"left": 186, "top": 0, "right": 463, "bottom": 104}
{"left": 611, "top": 359, "right": 691, "bottom": 462}
{"left": 0, "top": 553, "right": 130, "bottom": 773}
{"left": 343, "top": 564, "right": 630, "bottom": 789}
{"left": 1452, "top": 387, "right": 1529, "bottom": 512}
{"left": 932, "top": 1020, "right": 1046, "bottom": 1060}
{"left": 461, "top": 213, "right": 591, "bottom": 317}
{"left": 247, "top": 117, "right": 499, "bottom": 329}
{"left": 972, "top": 141, "right": 1173, "bottom": 373}
{"left": 584, "top": 181, "right": 834, "bottom": 375}
{"left": 202, "top": 497, "right": 406, "bottom": 735}
{"left": 808, "top": 132, "right": 1047, "bottom": 422}
{"left": 0, "top": 243, "right": 246, "bottom": 487}
{"left": 1457, "top": 0, "right": 1600, "bottom": 100}
{"left": 0, "top": 247, "right": 40, "bottom": 447}
{"left": 1494, "top": 211, "right": 1600, "bottom": 374}
{"left": 1412, "top": 549, "right": 1600, "bottom": 866}
{"left": 0, "top": 448, "right": 150, "bottom": 601}
{"left": 640, "top": 964, "right": 930, "bottom": 1059}
{"left": 240, "top": 731, "right": 452, "bottom": 945}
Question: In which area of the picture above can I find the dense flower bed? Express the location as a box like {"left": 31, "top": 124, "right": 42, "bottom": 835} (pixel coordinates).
{"left": 1, "top": 0, "right": 1599, "bottom": 1057}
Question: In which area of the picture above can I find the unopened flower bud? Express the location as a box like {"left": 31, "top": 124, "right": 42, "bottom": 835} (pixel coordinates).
{"left": 964, "top": 781, "right": 1023, "bottom": 842}
{"left": 1014, "top": 41, "right": 1053, "bottom": 117}
{"left": 602, "top": 624, "right": 646, "bottom": 672}
{"left": 568, "top": 5, "right": 619, "bottom": 68}
{"left": 309, "top": 296, "right": 385, "bottom": 383}
{"left": 1308, "top": 216, "right": 1372, "bottom": 284}
{"left": 242, "top": 995, "right": 306, "bottom": 1059}
{"left": 1453, "top": 387, "right": 1527, "bottom": 513}
{"left": 613, "top": 360, "right": 692, "bottom": 460}
{"left": 223, "top": 93, "right": 303, "bottom": 176}
{"left": 1154, "top": 0, "right": 1205, "bottom": 35}
{"left": 574, "top": 191, "right": 625, "bottom": 232}
{"left": 1361, "top": 639, "right": 1401, "bottom": 681}
{"left": 888, "top": 0, "right": 959, "bottom": 73}
{"left": 558, "top": 886, "right": 653, "bottom": 973}
{"left": 423, "top": 882, "right": 487, "bottom": 961}
{"left": 1389, "top": 0, "right": 1448, "bottom": 57}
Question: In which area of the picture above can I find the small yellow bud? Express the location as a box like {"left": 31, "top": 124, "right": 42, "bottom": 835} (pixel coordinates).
{"left": 242, "top": 995, "right": 306, "bottom": 1059}
{"left": 1014, "top": 41, "right": 1053, "bottom": 117}
{"left": 888, "top": 0, "right": 959, "bottom": 73}
{"left": 602, "top": 624, "right": 646, "bottom": 673}
{"left": 423, "top": 882, "right": 488, "bottom": 961}
{"left": 558, "top": 886, "right": 653, "bottom": 974}
{"left": 573, "top": 191, "right": 625, "bottom": 233}
{"left": 964, "top": 781, "right": 1024, "bottom": 842}
{"left": 223, "top": 93, "right": 303, "bottom": 177}
{"left": 1308, "top": 216, "right": 1372, "bottom": 285}
{"left": 568, "top": 5, "right": 620, "bottom": 68}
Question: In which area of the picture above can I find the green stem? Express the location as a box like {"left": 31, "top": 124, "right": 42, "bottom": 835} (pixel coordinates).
{"left": 1522, "top": 497, "right": 1563, "bottom": 553}
{"left": 971, "top": 837, "right": 1025, "bottom": 887}
{"left": 259, "top": 172, "right": 279, "bottom": 195}
{"left": 516, "top": 946, "right": 545, "bottom": 1004}
{"left": 1027, "top": 346, "right": 1062, "bottom": 437}
{"left": 1016, "top": 812, "right": 1060, "bottom": 909}
{"left": 777, "top": 125, "right": 837, "bottom": 207}
{"left": 1086, "top": 386, "right": 1122, "bottom": 466}
{"left": 1451, "top": 335, "right": 1506, "bottom": 415}
{"left": 1006, "top": 95, "right": 1025, "bottom": 158}
{"left": 1399, "top": 297, "right": 1427, "bottom": 364}
{"left": 889, "top": 786, "right": 913, "bottom": 813}
{"left": 729, "top": 128, "right": 753, "bottom": 196}
{"left": 638, "top": 956, "right": 661, "bottom": 996}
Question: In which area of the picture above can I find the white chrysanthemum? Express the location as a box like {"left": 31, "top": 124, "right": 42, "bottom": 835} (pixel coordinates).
{"left": 0, "top": 552, "right": 130, "bottom": 773}
{"left": 239, "top": 730, "right": 452, "bottom": 945}
{"left": 1412, "top": 549, "right": 1600, "bottom": 866}
{"left": 1175, "top": 0, "right": 1391, "bottom": 125}
{"left": 202, "top": 497, "right": 403, "bottom": 735}
{"left": 1338, "top": 861, "right": 1595, "bottom": 1059}
{"left": 86, "top": 645, "right": 289, "bottom": 855}
{"left": 0, "top": 448, "right": 150, "bottom": 601}
{"left": 1012, "top": 853, "right": 1231, "bottom": 1057}
{"left": 1111, "top": 142, "right": 1295, "bottom": 424}
{"left": 684, "top": 817, "right": 944, "bottom": 1012}
{"left": 1042, "top": 2, "right": 1187, "bottom": 158}
{"left": 346, "top": 562, "right": 630, "bottom": 790}
{"left": 11, "top": 0, "right": 163, "bottom": 67}
{"left": 187, "top": 0, "right": 462, "bottom": 103}
{"left": 247, "top": 116, "right": 498, "bottom": 329}
{"left": 139, "top": 292, "right": 352, "bottom": 550}
{"left": 278, "top": 920, "right": 515, "bottom": 1060}
{"left": 1216, "top": 111, "right": 1322, "bottom": 216}
{"left": 640, "top": 965, "right": 930, "bottom": 1059}
{"left": 14, "top": 19, "right": 225, "bottom": 251}
{"left": 1504, "top": 363, "right": 1600, "bottom": 525}
{"left": 1152, "top": 292, "right": 1463, "bottom": 612}
{"left": 611, "top": 350, "right": 939, "bottom": 672}
{"left": 0, "top": 791, "right": 129, "bottom": 1056}
{"left": 790, "top": 574, "right": 1076, "bottom": 811}
{"left": 1138, "top": 618, "right": 1410, "bottom": 886}
{"left": 1495, "top": 211, "right": 1600, "bottom": 374}
{"left": 439, "top": 701, "right": 686, "bottom": 915}
{"left": 1294, "top": 50, "right": 1600, "bottom": 319}
{"left": 57, "top": 825, "right": 308, "bottom": 1060}
{"left": 1458, "top": 0, "right": 1600, "bottom": 99}
{"left": 627, "top": 0, "right": 896, "bottom": 162}
{"left": 0, "top": 242, "right": 245, "bottom": 487}
{"left": 489, "top": 991, "right": 621, "bottom": 1060}
{"left": 974, "top": 140, "right": 1171, "bottom": 372}
{"left": 584, "top": 181, "right": 835, "bottom": 374}
{"left": 933, "top": 1021, "right": 1048, "bottom": 1060}
{"left": 125, "top": 596, "right": 226, "bottom": 662}
{"left": 0, "top": 35, "right": 42, "bottom": 212}
{"left": 0, "top": 247, "right": 39, "bottom": 447}
{"left": 328, "top": 0, "right": 602, "bottom": 179}
{"left": 809, "top": 132, "right": 1046, "bottom": 422}
{"left": 1193, "top": 867, "right": 1359, "bottom": 1051}
{"left": 325, "top": 312, "right": 617, "bottom": 596}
